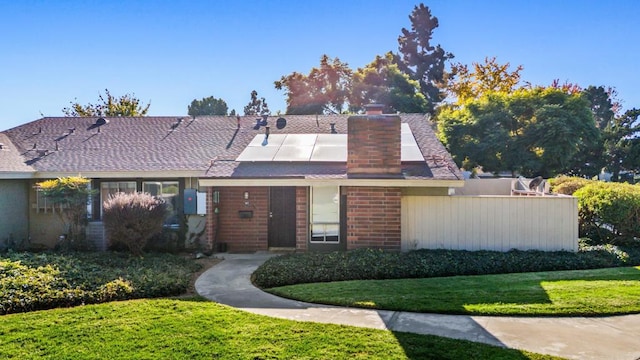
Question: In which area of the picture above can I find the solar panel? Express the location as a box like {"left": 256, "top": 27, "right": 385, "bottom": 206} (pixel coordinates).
{"left": 273, "top": 145, "right": 314, "bottom": 161}
{"left": 310, "top": 145, "right": 347, "bottom": 162}
{"left": 235, "top": 145, "right": 279, "bottom": 161}
{"left": 247, "top": 134, "right": 286, "bottom": 147}
{"left": 235, "top": 125, "right": 425, "bottom": 163}
{"left": 282, "top": 134, "right": 317, "bottom": 146}
{"left": 401, "top": 145, "right": 424, "bottom": 162}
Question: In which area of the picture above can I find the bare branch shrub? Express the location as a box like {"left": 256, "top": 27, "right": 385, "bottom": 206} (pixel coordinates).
{"left": 103, "top": 192, "right": 168, "bottom": 256}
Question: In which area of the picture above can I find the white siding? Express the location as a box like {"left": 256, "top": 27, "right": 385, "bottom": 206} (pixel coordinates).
{"left": 401, "top": 196, "right": 578, "bottom": 252}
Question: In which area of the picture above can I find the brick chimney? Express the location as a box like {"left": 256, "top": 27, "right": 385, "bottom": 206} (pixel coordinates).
{"left": 347, "top": 104, "right": 401, "bottom": 176}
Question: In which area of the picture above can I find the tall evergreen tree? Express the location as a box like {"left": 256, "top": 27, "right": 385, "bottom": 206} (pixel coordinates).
{"left": 395, "top": 3, "right": 453, "bottom": 115}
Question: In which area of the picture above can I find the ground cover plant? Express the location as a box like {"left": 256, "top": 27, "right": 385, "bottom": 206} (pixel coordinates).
{"left": 0, "top": 251, "right": 200, "bottom": 315}
{"left": 267, "top": 266, "right": 640, "bottom": 316}
{"left": 252, "top": 245, "right": 640, "bottom": 289}
{"left": 0, "top": 298, "right": 560, "bottom": 360}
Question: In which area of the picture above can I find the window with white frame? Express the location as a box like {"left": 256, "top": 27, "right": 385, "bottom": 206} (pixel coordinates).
{"left": 310, "top": 186, "right": 340, "bottom": 243}
{"left": 143, "top": 181, "right": 179, "bottom": 227}
{"left": 100, "top": 181, "right": 136, "bottom": 218}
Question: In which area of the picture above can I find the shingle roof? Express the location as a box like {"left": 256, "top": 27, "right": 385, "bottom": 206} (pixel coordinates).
{"left": 0, "top": 133, "right": 36, "bottom": 175}
{"left": 1, "top": 114, "right": 462, "bottom": 181}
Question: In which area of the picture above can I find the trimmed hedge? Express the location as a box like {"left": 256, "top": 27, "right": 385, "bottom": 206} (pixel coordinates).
{"left": 252, "top": 245, "right": 640, "bottom": 289}
{"left": 575, "top": 182, "right": 640, "bottom": 243}
{"left": 0, "top": 251, "right": 201, "bottom": 315}
{"left": 548, "top": 175, "right": 592, "bottom": 195}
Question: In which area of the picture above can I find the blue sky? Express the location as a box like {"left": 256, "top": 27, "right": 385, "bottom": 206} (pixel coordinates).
{"left": 1, "top": 0, "right": 638, "bottom": 131}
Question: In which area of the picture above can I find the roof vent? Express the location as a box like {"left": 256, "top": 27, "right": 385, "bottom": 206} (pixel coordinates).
{"left": 36, "top": 149, "right": 49, "bottom": 157}
{"left": 95, "top": 117, "right": 108, "bottom": 126}
{"left": 276, "top": 117, "right": 287, "bottom": 129}
{"left": 68, "top": 127, "right": 76, "bottom": 134}
{"left": 0, "top": 143, "right": 4, "bottom": 150}
{"left": 330, "top": 123, "right": 337, "bottom": 134}
{"left": 253, "top": 119, "right": 261, "bottom": 130}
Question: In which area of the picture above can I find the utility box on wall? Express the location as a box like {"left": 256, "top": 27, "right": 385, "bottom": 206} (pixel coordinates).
{"left": 196, "top": 191, "right": 206, "bottom": 215}
{"left": 184, "top": 189, "right": 197, "bottom": 215}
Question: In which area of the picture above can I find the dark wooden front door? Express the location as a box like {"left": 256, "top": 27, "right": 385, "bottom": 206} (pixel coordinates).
{"left": 268, "top": 187, "right": 297, "bottom": 248}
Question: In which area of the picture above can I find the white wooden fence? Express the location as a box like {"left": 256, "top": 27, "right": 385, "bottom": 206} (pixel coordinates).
{"left": 401, "top": 195, "right": 578, "bottom": 252}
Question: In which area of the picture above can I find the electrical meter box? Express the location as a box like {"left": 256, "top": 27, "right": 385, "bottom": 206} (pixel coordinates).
{"left": 184, "top": 188, "right": 197, "bottom": 215}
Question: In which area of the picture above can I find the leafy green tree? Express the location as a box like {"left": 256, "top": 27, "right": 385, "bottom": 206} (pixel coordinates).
{"left": 395, "top": 3, "right": 453, "bottom": 115}
{"left": 274, "top": 55, "right": 352, "bottom": 114}
{"left": 188, "top": 96, "right": 228, "bottom": 116}
{"left": 36, "top": 176, "right": 96, "bottom": 249}
{"left": 349, "top": 52, "right": 428, "bottom": 113}
{"left": 572, "top": 86, "right": 640, "bottom": 180}
{"left": 63, "top": 89, "right": 150, "bottom": 117}
{"left": 438, "top": 87, "right": 598, "bottom": 177}
{"left": 605, "top": 108, "right": 640, "bottom": 180}
{"left": 446, "top": 57, "right": 523, "bottom": 104}
{"left": 243, "top": 90, "right": 270, "bottom": 116}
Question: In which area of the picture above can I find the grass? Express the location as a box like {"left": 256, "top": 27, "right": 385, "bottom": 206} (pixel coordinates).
{"left": 0, "top": 298, "right": 560, "bottom": 360}
{"left": 266, "top": 266, "right": 640, "bottom": 316}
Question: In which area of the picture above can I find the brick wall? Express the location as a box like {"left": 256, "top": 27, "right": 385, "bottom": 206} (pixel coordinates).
{"left": 204, "top": 187, "right": 215, "bottom": 251}
{"left": 295, "top": 186, "right": 309, "bottom": 251}
{"left": 347, "top": 115, "right": 401, "bottom": 175}
{"left": 85, "top": 222, "right": 106, "bottom": 251}
{"left": 346, "top": 186, "right": 401, "bottom": 250}
{"left": 205, "top": 186, "right": 269, "bottom": 252}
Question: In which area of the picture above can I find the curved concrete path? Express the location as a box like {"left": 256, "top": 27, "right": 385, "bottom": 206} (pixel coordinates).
{"left": 195, "top": 252, "right": 640, "bottom": 360}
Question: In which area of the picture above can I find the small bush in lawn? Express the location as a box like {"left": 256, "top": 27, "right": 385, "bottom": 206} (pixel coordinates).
{"left": 103, "top": 192, "right": 168, "bottom": 256}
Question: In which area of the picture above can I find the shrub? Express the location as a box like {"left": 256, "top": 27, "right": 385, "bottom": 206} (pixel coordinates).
{"left": 574, "top": 182, "right": 640, "bottom": 243}
{"left": 103, "top": 192, "right": 168, "bottom": 256}
{"left": 36, "top": 176, "right": 96, "bottom": 250}
{"left": 0, "top": 251, "right": 201, "bottom": 315}
{"left": 252, "top": 246, "right": 640, "bottom": 288}
{"left": 549, "top": 175, "right": 592, "bottom": 195}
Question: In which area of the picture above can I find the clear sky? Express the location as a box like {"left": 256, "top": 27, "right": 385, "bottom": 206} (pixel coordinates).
{"left": 1, "top": 0, "right": 638, "bottom": 131}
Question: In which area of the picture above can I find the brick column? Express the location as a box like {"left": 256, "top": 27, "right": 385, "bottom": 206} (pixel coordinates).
{"left": 204, "top": 187, "right": 216, "bottom": 252}
{"left": 347, "top": 115, "right": 401, "bottom": 175}
{"left": 295, "top": 186, "right": 309, "bottom": 251}
{"left": 346, "top": 186, "right": 401, "bottom": 250}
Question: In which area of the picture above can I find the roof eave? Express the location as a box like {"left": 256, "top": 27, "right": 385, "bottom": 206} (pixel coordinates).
{"left": 199, "top": 178, "right": 464, "bottom": 188}
{"left": 30, "top": 170, "right": 205, "bottom": 179}
{"left": 0, "top": 171, "right": 36, "bottom": 179}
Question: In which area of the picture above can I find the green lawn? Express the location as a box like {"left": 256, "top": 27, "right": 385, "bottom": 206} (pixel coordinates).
{"left": 267, "top": 266, "right": 640, "bottom": 316}
{"left": 0, "top": 298, "right": 560, "bottom": 360}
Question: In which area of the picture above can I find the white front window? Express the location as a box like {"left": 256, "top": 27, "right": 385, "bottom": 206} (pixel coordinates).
{"left": 310, "top": 186, "right": 340, "bottom": 243}
{"left": 100, "top": 181, "right": 136, "bottom": 218}
{"left": 143, "top": 181, "right": 179, "bottom": 227}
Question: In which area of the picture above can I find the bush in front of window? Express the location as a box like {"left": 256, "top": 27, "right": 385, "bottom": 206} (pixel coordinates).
{"left": 103, "top": 192, "right": 168, "bottom": 256}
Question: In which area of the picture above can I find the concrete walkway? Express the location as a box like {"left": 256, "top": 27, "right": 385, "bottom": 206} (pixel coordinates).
{"left": 195, "top": 252, "right": 640, "bottom": 360}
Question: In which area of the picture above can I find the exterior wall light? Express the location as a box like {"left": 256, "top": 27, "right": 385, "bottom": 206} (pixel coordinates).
{"left": 244, "top": 191, "right": 249, "bottom": 200}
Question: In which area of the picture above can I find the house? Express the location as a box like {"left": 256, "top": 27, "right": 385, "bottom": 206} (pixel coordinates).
{"left": 0, "top": 105, "right": 577, "bottom": 253}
